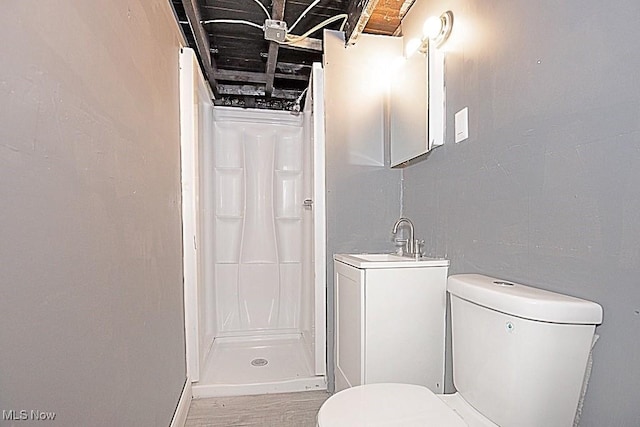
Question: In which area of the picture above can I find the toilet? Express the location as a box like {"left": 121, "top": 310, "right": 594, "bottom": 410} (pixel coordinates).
{"left": 317, "top": 274, "right": 603, "bottom": 427}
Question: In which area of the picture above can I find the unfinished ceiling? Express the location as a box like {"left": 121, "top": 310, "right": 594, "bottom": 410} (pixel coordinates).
{"left": 171, "top": 0, "right": 415, "bottom": 109}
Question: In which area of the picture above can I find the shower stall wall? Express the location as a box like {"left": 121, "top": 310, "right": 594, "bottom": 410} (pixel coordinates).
{"left": 195, "top": 107, "right": 325, "bottom": 397}
{"left": 180, "top": 49, "right": 326, "bottom": 398}
{"left": 212, "top": 112, "right": 307, "bottom": 335}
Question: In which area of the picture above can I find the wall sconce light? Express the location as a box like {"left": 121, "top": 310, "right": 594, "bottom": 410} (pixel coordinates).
{"left": 423, "top": 11, "right": 454, "bottom": 49}
{"left": 405, "top": 10, "right": 454, "bottom": 57}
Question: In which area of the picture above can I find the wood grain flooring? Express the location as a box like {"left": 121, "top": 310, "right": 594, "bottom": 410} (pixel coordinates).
{"left": 185, "top": 391, "right": 331, "bottom": 427}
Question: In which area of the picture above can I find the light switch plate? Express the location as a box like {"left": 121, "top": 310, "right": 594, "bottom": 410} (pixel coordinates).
{"left": 455, "top": 107, "right": 469, "bottom": 143}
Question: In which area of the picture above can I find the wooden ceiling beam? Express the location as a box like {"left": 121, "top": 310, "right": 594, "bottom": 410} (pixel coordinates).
{"left": 217, "top": 69, "right": 267, "bottom": 83}
{"left": 279, "top": 37, "right": 323, "bottom": 52}
{"left": 344, "top": 0, "right": 380, "bottom": 45}
{"left": 218, "top": 84, "right": 300, "bottom": 100}
{"left": 277, "top": 62, "right": 312, "bottom": 72}
{"left": 216, "top": 69, "right": 309, "bottom": 83}
{"left": 365, "top": 0, "right": 416, "bottom": 36}
{"left": 274, "top": 72, "right": 309, "bottom": 81}
{"left": 181, "top": 0, "right": 219, "bottom": 96}
{"left": 265, "top": 0, "right": 286, "bottom": 97}
{"left": 265, "top": 42, "right": 280, "bottom": 95}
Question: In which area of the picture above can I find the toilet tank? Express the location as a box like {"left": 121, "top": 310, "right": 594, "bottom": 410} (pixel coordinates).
{"left": 448, "top": 274, "right": 603, "bottom": 427}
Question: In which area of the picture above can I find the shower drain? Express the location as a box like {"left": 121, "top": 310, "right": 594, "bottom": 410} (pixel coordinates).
{"left": 251, "top": 358, "right": 269, "bottom": 367}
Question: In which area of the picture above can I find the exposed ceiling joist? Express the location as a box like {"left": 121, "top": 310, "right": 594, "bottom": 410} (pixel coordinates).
{"left": 265, "top": 0, "right": 286, "bottom": 97}
{"left": 218, "top": 84, "right": 300, "bottom": 100}
{"left": 344, "top": 0, "right": 380, "bottom": 45}
{"left": 172, "top": 0, "right": 407, "bottom": 109}
{"left": 279, "top": 37, "right": 323, "bottom": 52}
{"left": 180, "top": 0, "right": 219, "bottom": 96}
{"left": 216, "top": 69, "right": 308, "bottom": 84}
{"left": 277, "top": 62, "right": 312, "bottom": 73}
{"left": 370, "top": 0, "right": 416, "bottom": 36}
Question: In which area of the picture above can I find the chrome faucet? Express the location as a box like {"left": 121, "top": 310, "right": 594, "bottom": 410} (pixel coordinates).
{"left": 392, "top": 217, "right": 415, "bottom": 256}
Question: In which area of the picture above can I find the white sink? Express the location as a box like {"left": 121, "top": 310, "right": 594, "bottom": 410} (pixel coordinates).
{"left": 334, "top": 253, "right": 450, "bottom": 269}
{"left": 347, "top": 253, "right": 408, "bottom": 262}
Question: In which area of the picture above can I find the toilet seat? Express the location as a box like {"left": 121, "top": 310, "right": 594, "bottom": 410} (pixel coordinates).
{"left": 317, "top": 383, "right": 468, "bottom": 427}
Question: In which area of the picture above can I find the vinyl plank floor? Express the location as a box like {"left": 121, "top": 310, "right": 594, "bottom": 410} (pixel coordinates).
{"left": 185, "top": 391, "right": 331, "bottom": 427}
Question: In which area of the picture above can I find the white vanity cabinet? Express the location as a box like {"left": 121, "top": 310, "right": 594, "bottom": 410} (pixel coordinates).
{"left": 333, "top": 254, "right": 449, "bottom": 393}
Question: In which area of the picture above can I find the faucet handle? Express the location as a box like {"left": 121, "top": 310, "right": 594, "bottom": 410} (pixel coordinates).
{"left": 415, "top": 239, "right": 425, "bottom": 258}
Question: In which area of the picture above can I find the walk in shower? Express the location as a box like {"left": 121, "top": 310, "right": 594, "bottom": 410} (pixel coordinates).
{"left": 180, "top": 49, "right": 326, "bottom": 398}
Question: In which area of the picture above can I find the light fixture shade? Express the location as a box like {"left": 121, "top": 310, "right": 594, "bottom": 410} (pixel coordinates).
{"left": 410, "top": 10, "right": 454, "bottom": 57}
{"left": 422, "top": 16, "right": 442, "bottom": 40}
{"left": 433, "top": 11, "right": 454, "bottom": 48}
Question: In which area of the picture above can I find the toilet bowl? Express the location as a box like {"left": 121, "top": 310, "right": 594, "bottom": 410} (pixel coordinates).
{"left": 317, "top": 383, "right": 496, "bottom": 427}
{"left": 318, "top": 274, "right": 603, "bottom": 427}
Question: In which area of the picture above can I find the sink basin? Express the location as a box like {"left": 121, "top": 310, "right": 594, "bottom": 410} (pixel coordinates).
{"left": 347, "top": 253, "right": 409, "bottom": 262}
{"left": 334, "top": 253, "right": 449, "bottom": 269}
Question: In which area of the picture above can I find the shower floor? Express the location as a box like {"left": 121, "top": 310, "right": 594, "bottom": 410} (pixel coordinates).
{"left": 193, "top": 333, "right": 326, "bottom": 398}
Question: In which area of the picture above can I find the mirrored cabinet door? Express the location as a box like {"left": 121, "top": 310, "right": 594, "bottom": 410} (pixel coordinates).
{"left": 389, "top": 52, "right": 429, "bottom": 167}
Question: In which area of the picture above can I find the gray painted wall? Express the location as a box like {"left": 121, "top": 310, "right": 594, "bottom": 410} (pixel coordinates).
{"left": 0, "top": 2, "right": 186, "bottom": 426}
{"left": 324, "top": 31, "right": 403, "bottom": 390}
{"left": 402, "top": 1, "right": 640, "bottom": 425}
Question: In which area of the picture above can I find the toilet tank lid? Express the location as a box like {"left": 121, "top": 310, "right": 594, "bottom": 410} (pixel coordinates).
{"left": 447, "top": 274, "right": 603, "bottom": 324}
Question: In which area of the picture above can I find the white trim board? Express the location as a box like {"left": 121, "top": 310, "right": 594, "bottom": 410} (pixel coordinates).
{"left": 170, "top": 377, "right": 192, "bottom": 427}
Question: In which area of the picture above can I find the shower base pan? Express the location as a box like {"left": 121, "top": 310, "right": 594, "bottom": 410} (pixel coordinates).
{"left": 192, "top": 333, "right": 326, "bottom": 398}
